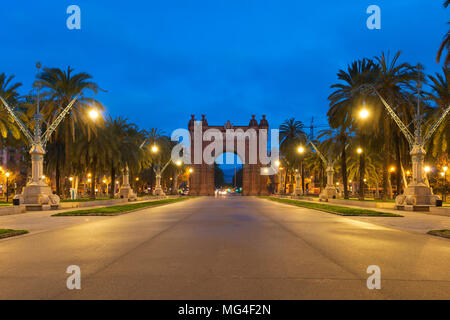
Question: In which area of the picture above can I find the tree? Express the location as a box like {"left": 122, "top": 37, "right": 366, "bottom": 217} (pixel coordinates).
{"left": 279, "top": 118, "right": 306, "bottom": 192}
{"left": 328, "top": 58, "right": 380, "bottom": 199}
{"left": 425, "top": 67, "right": 450, "bottom": 158}
{"left": 318, "top": 129, "right": 351, "bottom": 198}
{"left": 74, "top": 126, "right": 113, "bottom": 199}
{"left": 0, "top": 73, "right": 24, "bottom": 141}
{"left": 372, "top": 52, "right": 421, "bottom": 200}
{"left": 36, "top": 66, "right": 104, "bottom": 195}
{"left": 436, "top": 2, "right": 449, "bottom": 65}
{"left": 103, "top": 116, "right": 145, "bottom": 197}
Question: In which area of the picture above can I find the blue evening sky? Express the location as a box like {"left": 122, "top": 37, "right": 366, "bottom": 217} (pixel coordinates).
{"left": 0, "top": 1, "right": 448, "bottom": 134}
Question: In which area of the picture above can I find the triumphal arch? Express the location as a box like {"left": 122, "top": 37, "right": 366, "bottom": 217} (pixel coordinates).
{"left": 188, "top": 115, "right": 270, "bottom": 196}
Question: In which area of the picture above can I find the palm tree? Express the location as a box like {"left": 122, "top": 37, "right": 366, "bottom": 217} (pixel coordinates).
{"left": 0, "top": 73, "right": 24, "bottom": 141}
{"left": 74, "top": 126, "right": 113, "bottom": 200}
{"left": 425, "top": 67, "right": 450, "bottom": 158}
{"left": 279, "top": 118, "right": 306, "bottom": 192}
{"left": 328, "top": 58, "right": 380, "bottom": 130}
{"left": 347, "top": 150, "right": 382, "bottom": 198}
{"left": 318, "top": 129, "right": 351, "bottom": 198}
{"left": 436, "top": 2, "right": 449, "bottom": 65}
{"left": 103, "top": 116, "right": 145, "bottom": 197}
{"left": 328, "top": 59, "right": 380, "bottom": 199}
{"left": 372, "top": 51, "right": 421, "bottom": 200}
{"left": 36, "top": 66, "right": 104, "bottom": 195}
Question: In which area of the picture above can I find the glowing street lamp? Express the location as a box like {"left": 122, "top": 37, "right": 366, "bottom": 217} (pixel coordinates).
{"left": 151, "top": 145, "right": 159, "bottom": 153}
{"left": 424, "top": 166, "right": 431, "bottom": 173}
{"left": 359, "top": 108, "right": 370, "bottom": 119}
{"left": 175, "top": 160, "right": 182, "bottom": 166}
{"left": 89, "top": 109, "right": 100, "bottom": 120}
{"left": 188, "top": 168, "right": 193, "bottom": 173}
{"left": 297, "top": 146, "right": 305, "bottom": 154}
{"left": 390, "top": 166, "right": 395, "bottom": 173}
{"left": 357, "top": 147, "right": 363, "bottom": 154}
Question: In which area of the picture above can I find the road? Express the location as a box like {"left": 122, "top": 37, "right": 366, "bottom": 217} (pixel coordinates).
{"left": 0, "top": 196, "right": 449, "bottom": 299}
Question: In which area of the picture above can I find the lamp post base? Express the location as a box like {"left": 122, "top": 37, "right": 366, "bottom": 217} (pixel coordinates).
{"left": 14, "top": 183, "right": 60, "bottom": 210}
{"left": 117, "top": 186, "right": 137, "bottom": 201}
{"left": 292, "top": 188, "right": 303, "bottom": 197}
{"left": 153, "top": 187, "right": 165, "bottom": 196}
{"left": 395, "top": 184, "right": 440, "bottom": 211}
{"left": 319, "top": 186, "right": 338, "bottom": 202}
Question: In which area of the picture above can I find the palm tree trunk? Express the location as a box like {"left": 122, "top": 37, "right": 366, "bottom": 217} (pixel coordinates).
{"left": 90, "top": 157, "right": 97, "bottom": 200}
{"left": 55, "top": 165, "right": 61, "bottom": 196}
{"left": 395, "top": 133, "right": 402, "bottom": 197}
{"left": 284, "top": 170, "right": 288, "bottom": 193}
{"left": 382, "top": 116, "right": 391, "bottom": 200}
{"left": 301, "top": 161, "right": 305, "bottom": 193}
{"left": 110, "top": 163, "right": 115, "bottom": 198}
{"left": 64, "top": 120, "right": 71, "bottom": 198}
{"left": 341, "top": 144, "right": 349, "bottom": 199}
{"left": 358, "top": 152, "right": 365, "bottom": 200}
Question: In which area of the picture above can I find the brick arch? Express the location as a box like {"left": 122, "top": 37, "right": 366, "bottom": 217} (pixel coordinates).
{"left": 188, "top": 115, "right": 270, "bottom": 196}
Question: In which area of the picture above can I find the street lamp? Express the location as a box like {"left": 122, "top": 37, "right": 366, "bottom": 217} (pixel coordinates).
{"left": 0, "top": 63, "right": 80, "bottom": 208}
{"left": 358, "top": 83, "right": 449, "bottom": 208}
{"left": 89, "top": 109, "right": 100, "bottom": 120}
{"left": 294, "top": 146, "right": 305, "bottom": 196}
{"left": 357, "top": 147, "right": 363, "bottom": 154}
{"left": 151, "top": 145, "right": 159, "bottom": 153}
{"left": 359, "top": 108, "right": 370, "bottom": 119}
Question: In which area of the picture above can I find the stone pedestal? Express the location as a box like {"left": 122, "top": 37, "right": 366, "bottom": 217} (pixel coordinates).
{"left": 117, "top": 166, "right": 136, "bottom": 201}
{"left": 14, "top": 144, "right": 60, "bottom": 210}
{"left": 319, "top": 165, "right": 338, "bottom": 201}
{"left": 395, "top": 144, "right": 440, "bottom": 211}
{"left": 153, "top": 172, "right": 165, "bottom": 196}
{"left": 292, "top": 171, "right": 303, "bottom": 196}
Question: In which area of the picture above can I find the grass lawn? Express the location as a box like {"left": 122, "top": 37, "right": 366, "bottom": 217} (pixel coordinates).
{"left": 53, "top": 197, "right": 192, "bottom": 216}
{"left": 0, "top": 229, "right": 29, "bottom": 239}
{"left": 260, "top": 196, "right": 403, "bottom": 217}
{"left": 427, "top": 229, "right": 450, "bottom": 239}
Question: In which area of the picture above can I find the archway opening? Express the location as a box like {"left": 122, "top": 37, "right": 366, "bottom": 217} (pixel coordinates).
{"left": 215, "top": 152, "right": 243, "bottom": 195}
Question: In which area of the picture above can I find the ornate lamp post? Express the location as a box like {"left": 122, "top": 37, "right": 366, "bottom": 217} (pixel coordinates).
{"left": 359, "top": 83, "right": 450, "bottom": 210}
{"left": 117, "top": 164, "right": 137, "bottom": 200}
{"left": 305, "top": 136, "right": 344, "bottom": 201}
{"left": 0, "top": 63, "right": 79, "bottom": 210}
{"left": 293, "top": 146, "right": 304, "bottom": 196}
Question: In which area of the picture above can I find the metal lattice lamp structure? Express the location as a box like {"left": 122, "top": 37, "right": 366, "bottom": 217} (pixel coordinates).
{"left": 305, "top": 136, "right": 346, "bottom": 201}
{"left": 0, "top": 63, "right": 78, "bottom": 210}
{"left": 360, "top": 83, "right": 449, "bottom": 211}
